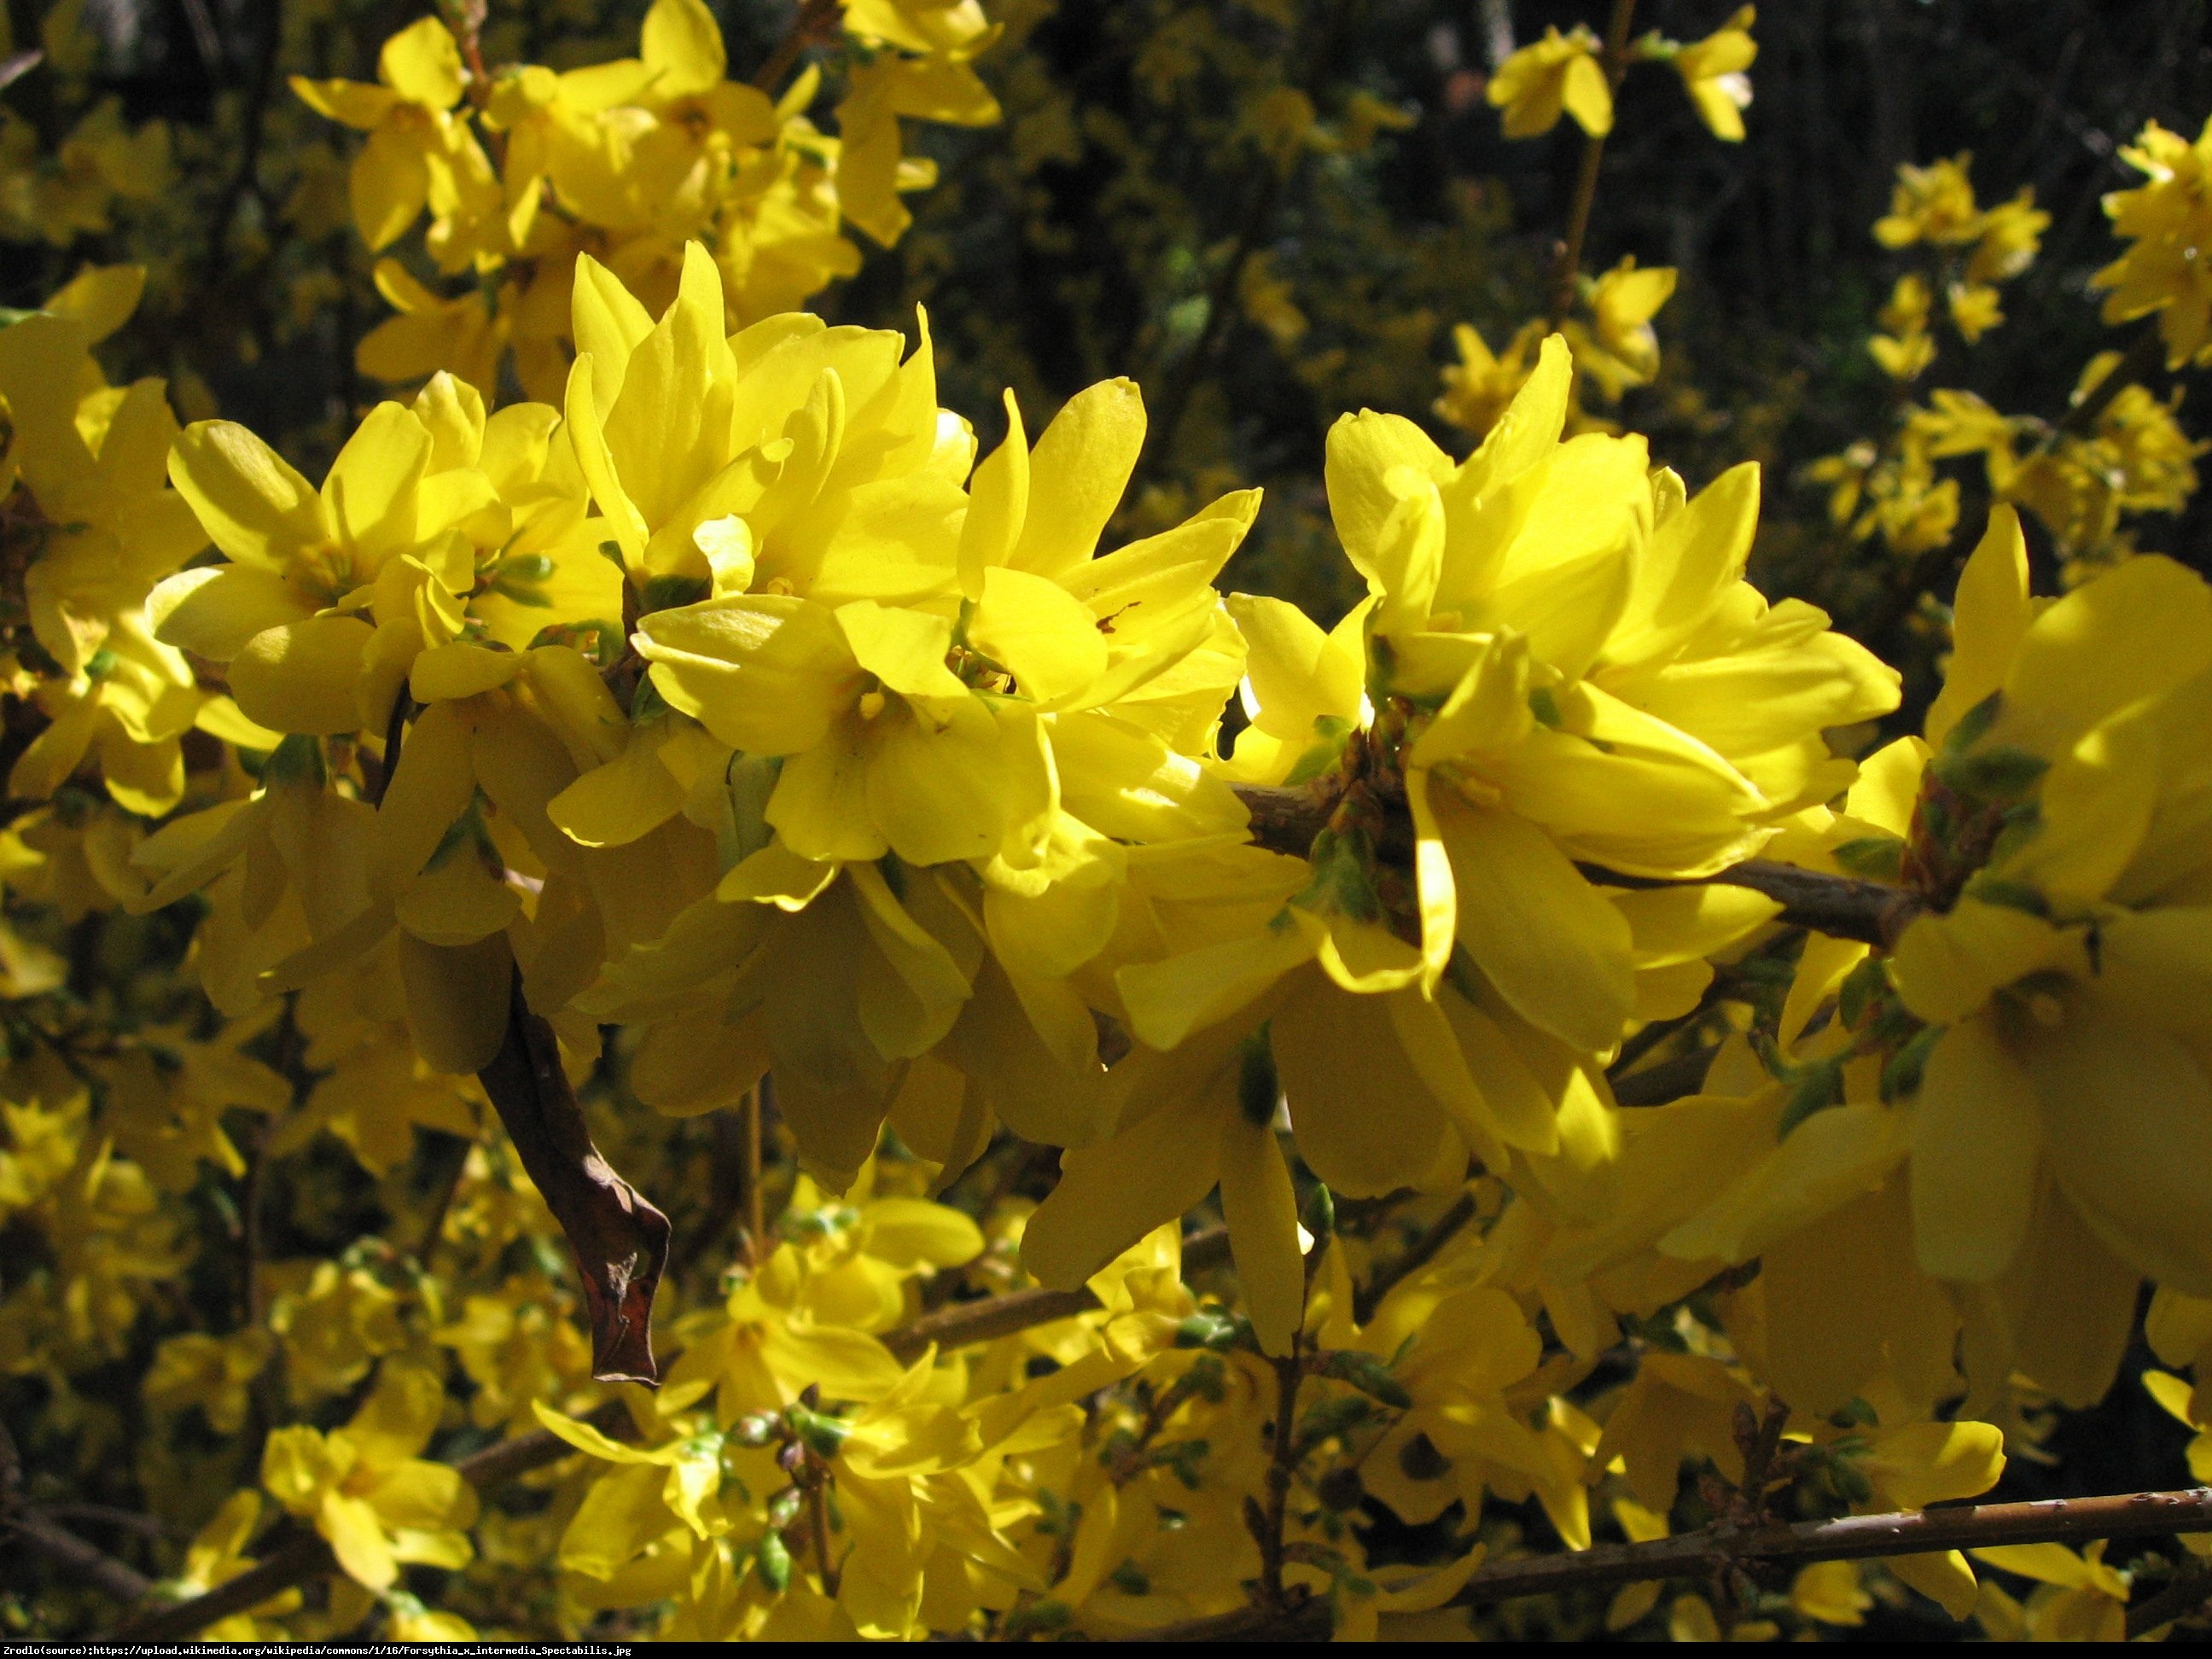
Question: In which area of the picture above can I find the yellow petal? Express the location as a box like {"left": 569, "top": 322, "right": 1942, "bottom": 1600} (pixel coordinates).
{"left": 1995, "top": 553, "right": 2212, "bottom": 758}
{"left": 1431, "top": 789, "right": 1634, "bottom": 1053}
{"left": 640, "top": 0, "right": 727, "bottom": 99}
{"left": 410, "top": 641, "right": 525, "bottom": 702}
{"left": 958, "top": 389, "right": 1028, "bottom": 600}
{"left": 378, "top": 15, "right": 463, "bottom": 107}
{"left": 168, "top": 421, "right": 324, "bottom": 570}
{"left": 230, "top": 615, "right": 375, "bottom": 735}
{"left": 1008, "top": 379, "right": 1144, "bottom": 579}
{"left": 636, "top": 595, "right": 862, "bottom": 754}
{"left": 967, "top": 566, "right": 1107, "bottom": 705}
{"left": 398, "top": 929, "right": 512, "bottom": 1074}
{"left": 149, "top": 565, "right": 313, "bottom": 661}
{"left": 1925, "top": 506, "right": 2030, "bottom": 748}
{"left": 1910, "top": 1016, "right": 2040, "bottom": 1282}
{"left": 1217, "top": 1103, "right": 1305, "bottom": 1357}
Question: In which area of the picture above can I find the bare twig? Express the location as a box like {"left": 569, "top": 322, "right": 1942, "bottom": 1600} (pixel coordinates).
{"left": 2128, "top": 1558, "right": 2212, "bottom": 1639}
{"left": 1254, "top": 1348, "right": 1306, "bottom": 1610}
{"left": 751, "top": 0, "right": 841, "bottom": 92}
{"left": 883, "top": 1225, "right": 1231, "bottom": 1363}
{"left": 1611, "top": 1044, "right": 1719, "bottom": 1107}
{"left": 1545, "top": 0, "right": 1640, "bottom": 329}
{"left": 112, "top": 1398, "right": 637, "bottom": 1642}
{"left": 1126, "top": 1486, "right": 2212, "bottom": 1642}
{"left": 1135, "top": 0, "right": 1358, "bottom": 488}
{"left": 477, "top": 969, "right": 671, "bottom": 1385}
{"left": 1231, "top": 781, "right": 1917, "bottom": 946}
{"left": 7, "top": 1511, "right": 154, "bottom": 1605}
{"left": 1353, "top": 1191, "right": 1477, "bottom": 1324}
{"left": 2050, "top": 322, "right": 2168, "bottom": 443}
{"left": 201, "top": 0, "right": 282, "bottom": 282}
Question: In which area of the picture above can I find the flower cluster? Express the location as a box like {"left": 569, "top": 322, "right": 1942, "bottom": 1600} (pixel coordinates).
{"left": 8, "top": 1, "right": 2212, "bottom": 1648}
{"left": 295, "top": 0, "right": 998, "bottom": 404}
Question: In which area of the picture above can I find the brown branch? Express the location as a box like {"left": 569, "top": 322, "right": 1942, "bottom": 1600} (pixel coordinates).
{"left": 112, "top": 1398, "right": 637, "bottom": 1643}
{"left": 1254, "top": 1348, "right": 1306, "bottom": 1609}
{"left": 751, "top": 0, "right": 841, "bottom": 92}
{"left": 1611, "top": 1043, "right": 1719, "bottom": 1107}
{"left": 2051, "top": 322, "right": 2168, "bottom": 444}
{"left": 1353, "top": 1190, "right": 1477, "bottom": 1324}
{"left": 1545, "top": 0, "right": 1639, "bottom": 329}
{"left": 2128, "top": 1558, "right": 2212, "bottom": 1639}
{"left": 1232, "top": 782, "right": 1916, "bottom": 946}
{"left": 1127, "top": 1486, "right": 2212, "bottom": 1642}
{"left": 7, "top": 1511, "right": 154, "bottom": 1605}
{"left": 884, "top": 1225, "right": 1231, "bottom": 1363}
{"left": 477, "top": 969, "right": 670, "bottom": 1385}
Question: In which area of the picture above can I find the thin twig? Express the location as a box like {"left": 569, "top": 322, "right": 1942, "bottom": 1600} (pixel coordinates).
{"left": 1545, "top": 0, "right": 1639, "bottom": 329}
{"left": 1611, "top": 1044, "right": 1719, "bottom": 1107}
{"left": 2049, "top": 322, "right": 2168, "bottom": 443}
{"left": 745, "top": 1079, "right": 766, "bottom": 1260}
{"left": 111, "top": 1398, "right": 637, "bottom": 1642}
{"left": 1126, "top": 1486, "right": 2212, "bottom": 1642}
{"left": 883, "top": 1225, "right": 1231, "bottom": 1362}
{"left": 1257, "top": 1346, "right": 1307, "bottom": 1609}
{"left": 7, "top": 1511, "right": 154, "bottom": 1605}
{"left": 201, "top": 0, "right": 282, "bottom": 283}
{"left": 2128, "top": 1558, "right": 2212, "bottom": 1639}
{"left": 1353, "top": 1191, "right": 1477, "bottom": 1324}
{"left": 751, "top": 0, "right": 841, "bottom": 92}
{"left": 806, "top": 1475, "right": 841, "bottom": 1597}
{"left": 1231, "top": 780, "right": 1916, "bottom": 946}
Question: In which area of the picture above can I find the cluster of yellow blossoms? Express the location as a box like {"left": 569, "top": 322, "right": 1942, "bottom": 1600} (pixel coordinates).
{"left": 1812, "top": 149, "right": 2204, "bottom": 578}
{"left": 6, "top": 3, "right": 2212, "bottom": 1648}
{"left": 295, "top": 0, "right": 998, "bottom": 404}
{"left": 1437, "top": 9, "right": 1756, "bottom": 439}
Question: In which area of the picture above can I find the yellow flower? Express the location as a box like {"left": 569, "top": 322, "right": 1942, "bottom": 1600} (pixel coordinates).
{"left": 154, "top": 396, "right": 477, "bottom": 736}
{"left": 1886, "top": 514, "right": 2212, "bottom": 1298}
{"left": 1569, "top": 256, "right": 1676, "bottom": 400}
{"left": 1487, "top": 26, "right": 1612, "bottom": 140}
{"left": 1672, "top": 6, "right": 1756, "bottom": 143}
{"left": 1947, "top": 280, "right": 2003, "bottom": 342}
{"left": 2094, "top": 117, "right": 2212, "bottom": 368}
{"left": 657, "top": 1242, "right": 906, "bottom": 1423}
{"left": 1873, "top": 153, "right": 1984, "bottom": 249}
{"left": 261, "top": 1359, "right": 479, "bottom": 1590}
{"left": 1869, "top": 273, "right": 1935, "bottom": 381}
{"left": 165, "top": 1492, "right": 300, "bottom": 1640}
{"left": 266, "top": 1257, "right": 411, "bottom": 1400}
{"left": 353, "top": 260, "right": 506, "bottom": 401}
{"left": 1967, "top": 187, "right": 2050, "bottom": 285}
{"left": 1967, "top": 1542, "right": 2128, "bottom": 1640}
{"left": 291, "top": 17, "right": 497, "bottom": 257}
{"left": 143, "top": 1330, "right": 274, "bottom": 1434}
{"left": 1434, "top": 319, "right": 1545, "bottom": 443}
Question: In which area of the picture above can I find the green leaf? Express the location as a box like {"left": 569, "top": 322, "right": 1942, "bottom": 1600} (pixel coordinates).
{"left": 1934, "top": 743, "right": 2049, "bottom": 802}
{"left": 1831, "top": 835, "right": 1905, "bottom": 881}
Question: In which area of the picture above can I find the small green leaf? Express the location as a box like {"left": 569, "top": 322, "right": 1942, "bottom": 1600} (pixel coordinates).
{"left": 1777, "top": 1057, "right": 1844, "bottom": 1138}
{"left": 1831, "top": 835, "right": 1905, "bottom": 881}
{"left": 756, "top": 1529, "right": 791, "bottom": 1592}
{"left": 1934, "top": 743, "right": 2049, "bottom": 802}
{"left": 1880, "top": 1024, "right": 1943, "bottom": 1103}
{"left": 642, "top": 573, "right": 711, "bottom": 613}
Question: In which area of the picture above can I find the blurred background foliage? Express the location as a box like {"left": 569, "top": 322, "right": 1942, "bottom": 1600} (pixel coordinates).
{"left": 13, "top": 0, "right": 2212, "bottom": 682}
{"left": 6, "top": 0, "right": 2212, "bottom": 1634}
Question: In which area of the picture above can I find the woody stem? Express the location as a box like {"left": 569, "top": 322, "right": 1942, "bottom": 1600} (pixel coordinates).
{"left": 1546, "top": 0, "right": 1639, "bottom": 329}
